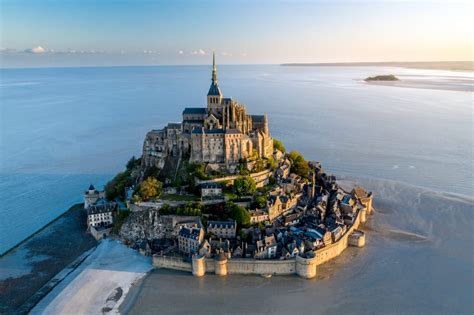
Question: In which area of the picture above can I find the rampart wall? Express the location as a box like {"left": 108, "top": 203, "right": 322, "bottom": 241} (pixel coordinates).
{"left": 152, "top": 199, "right": 368, "bottom": 279}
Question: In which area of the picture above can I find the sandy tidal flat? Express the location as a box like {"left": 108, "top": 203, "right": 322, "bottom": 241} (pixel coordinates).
{"left": 31, "top": 239, "right": 152, "bottom": 315}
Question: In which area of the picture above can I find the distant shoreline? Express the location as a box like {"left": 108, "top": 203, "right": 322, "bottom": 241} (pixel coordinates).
{"left": 281, "top": 61, "right": 474, "bottom": 72}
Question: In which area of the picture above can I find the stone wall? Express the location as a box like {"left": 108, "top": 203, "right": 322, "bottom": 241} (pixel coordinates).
{"left": 196, "top": 169, "right": 272, "bottom": 187}
{"left": 153, "top": 256, "right": 192, "bottom": 272}
{"left": 152, "top": 209, "right": 365, "bottom": 278}
{"left": 314, "top": 210, "right": 361, "bottom": 265}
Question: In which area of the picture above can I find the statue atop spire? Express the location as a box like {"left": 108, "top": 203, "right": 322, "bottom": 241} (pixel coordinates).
{"left": 212, "top": 51, "right": 217, "bottom": 84}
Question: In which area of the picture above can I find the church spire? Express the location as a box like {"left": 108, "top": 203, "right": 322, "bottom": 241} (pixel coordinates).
{"left": 212, "top": 51, "right": 217, "bottom": 84}
{"left": 207, "top": 51, "right": 222, "bottom": 97}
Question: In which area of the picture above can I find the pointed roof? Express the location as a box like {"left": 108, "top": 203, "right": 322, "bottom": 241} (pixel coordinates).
{"left": 208, "top": 52, "right": 222, "bottom": 96}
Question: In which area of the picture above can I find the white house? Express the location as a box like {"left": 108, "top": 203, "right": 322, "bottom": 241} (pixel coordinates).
{"left": 86, "top": 202, "right": 117, "bottom": 228}
{"left": 200, "top": 183, "right": 223, "bottom": 198}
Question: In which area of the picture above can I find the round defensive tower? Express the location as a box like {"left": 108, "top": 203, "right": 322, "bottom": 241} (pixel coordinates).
{"left": 214, "top": 253, "right": 228, "bottom": 276}
{"left": 348, "top": 230, "right": 366, "bottom": 248}
{"left": 295, "top": 254, "right": 317, "bottom": 279}
{"left": 192, "top": 254, "right": 206, "bottom": 277}
{"left": 360, "top": 206, "right": 367, "bottom": 223}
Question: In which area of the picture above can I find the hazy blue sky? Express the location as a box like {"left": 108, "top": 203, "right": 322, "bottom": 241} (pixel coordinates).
{"left": 0, "top": 0, "right": 472, "bottom": 67}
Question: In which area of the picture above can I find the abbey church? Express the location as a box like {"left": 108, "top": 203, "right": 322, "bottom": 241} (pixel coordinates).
{"left": 142, "top": 53, "right": 273, "bottom": 172}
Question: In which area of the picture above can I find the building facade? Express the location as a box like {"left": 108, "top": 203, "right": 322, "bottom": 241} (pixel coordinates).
{"left": 178, "top": 226, "right": 204, "bottom": 255}
{"left": 142, "top": 53, "right": 273, "bottom": 171}
{"left": 86, "top": 202, "right": 117, "bottom": 228}
{"left": 207, "top": 220, "right": 237, "bottom": 239}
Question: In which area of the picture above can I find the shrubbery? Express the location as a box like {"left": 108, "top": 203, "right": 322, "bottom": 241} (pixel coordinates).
{"left": 177, "top": 201, "right": 203, "bottom": 216}
{"left": 233, "top": 176, "right": 256, "bottom": 197}
{"left": 225, "top": 202, "right": 251, "bottom": 227}
{"left": 287, "top": 150, "right": 309, "bottom": 178}
{"left": 105, "top": 156, "right": 141, "bottom": 201}
{"left": 135, "top": 177, "right": 163, "bottom": 201}
{"left": 273, "top": 139, "right": 286, "bottom": 154}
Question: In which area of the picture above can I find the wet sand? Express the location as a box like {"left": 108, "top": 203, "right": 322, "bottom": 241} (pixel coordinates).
{"left": 363, "top": 79, "right": 473, "bottom": 92}
{"left": 122, "top": 178, "right": 474, "bottom": 315}
{"left": 0, "top": 204, "right": 96, "bottom": 313}
{"left": 31, "top": 239, "right": 152, "bottom": 315}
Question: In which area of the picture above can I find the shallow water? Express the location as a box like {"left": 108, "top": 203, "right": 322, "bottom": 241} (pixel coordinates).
{"left": 0, "top": 65, "right": 473, "bottom": 311}
{"left": 1, "top": 65, "right": 472, "bottom": 254}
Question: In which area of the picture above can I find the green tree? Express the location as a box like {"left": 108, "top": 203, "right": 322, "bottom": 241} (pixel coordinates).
{"left": 126, "top": 156, "right": 141, "bottom": 171}
{"left": 255, "top": 195, "right": 267, "bottom": 208}
{"left": 177, "top": 201, "right": 203, "bottom": 216}
{"left": 288, "top": 151, "right": 309, "bottom": 178}
{"left": 273, "top": 139, "right": 286, "bottom": 154}
{"left": 266, "top": 157, "right": 277, "bottom": 170}
{"left": 105, "top": 171, "right": 132, "bottom": 201}
{"left": 233, "top": 176, "right": 256, "bottom": 197}
{"left": 226, "top": 202, "right": 251, "bottom": 227}
{"left": 189, "top": 163, "right": 209, "bottom": 180}
{"left": 138, "top": 177, "right": 163, "bottom": 200}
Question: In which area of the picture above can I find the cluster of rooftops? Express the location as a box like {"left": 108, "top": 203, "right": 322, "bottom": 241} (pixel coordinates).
{"left": 171, "top": 158, "right": 372, "bottom": 260}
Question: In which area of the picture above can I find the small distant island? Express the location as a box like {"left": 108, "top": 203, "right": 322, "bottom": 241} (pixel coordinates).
{"left": 364, "top": 75, "right": 399, "bottom": 82}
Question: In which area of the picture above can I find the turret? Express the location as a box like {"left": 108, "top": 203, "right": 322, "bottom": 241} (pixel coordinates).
{"left": 207, "top": 52, "right": 223, "bottom": 112}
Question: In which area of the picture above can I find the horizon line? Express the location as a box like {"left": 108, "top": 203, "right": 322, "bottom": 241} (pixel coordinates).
{"left": 1, "top": 60, "right": 472, "bottom": 71}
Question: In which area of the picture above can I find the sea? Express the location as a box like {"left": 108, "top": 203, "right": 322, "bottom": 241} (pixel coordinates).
{"left": 1, "top": 64, "right": 473, "bottom": 313}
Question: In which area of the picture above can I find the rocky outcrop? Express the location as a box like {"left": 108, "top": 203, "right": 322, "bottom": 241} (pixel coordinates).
{"left": 119, "top": 211, "right": 200, "bottom": 245}
{"left": 119, "top": 209, "right": 166, "bottom": 244}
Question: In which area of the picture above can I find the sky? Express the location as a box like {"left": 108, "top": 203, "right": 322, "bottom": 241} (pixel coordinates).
{"left": 0, "top": 0, "right": 472, "bottom": 68}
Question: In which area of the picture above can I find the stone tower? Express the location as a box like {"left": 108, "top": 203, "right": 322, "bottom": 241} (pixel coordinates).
{"left": 207, "top": 52, "right": 222, "bottom": 114}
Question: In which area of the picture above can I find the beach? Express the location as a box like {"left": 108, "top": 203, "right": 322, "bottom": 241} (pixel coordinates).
{"left": 31, "top": 239, "right": 152, "bottom": 315}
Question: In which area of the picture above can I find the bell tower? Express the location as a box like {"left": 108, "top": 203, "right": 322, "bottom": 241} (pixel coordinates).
{"left": 207, "top": 52, "right": 222, "bottom": 113}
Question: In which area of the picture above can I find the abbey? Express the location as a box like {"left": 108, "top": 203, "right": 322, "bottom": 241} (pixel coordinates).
{"left": 142, "top": 54, "right": 273, "bottom": 171}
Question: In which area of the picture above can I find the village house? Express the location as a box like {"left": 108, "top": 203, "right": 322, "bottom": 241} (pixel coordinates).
{"left": 207, "top": 220, "right": 237, "bottom": 239}
{"left": 249, "top": 209, "right": 269, "bottom": 224}
{"left": 255, "top": 235, "right": 278, "bottom": 259}
{"left": 86, "top": 202, "right": 117, "bottom": 228}
{"left": 276, "top": 158, "right": 291, "bottom": 179}
{"left": 178, "top": 225, "right": 204, "bottom": 255}
{"left": 200, "top": 183, "right": 223, "bottom": 198}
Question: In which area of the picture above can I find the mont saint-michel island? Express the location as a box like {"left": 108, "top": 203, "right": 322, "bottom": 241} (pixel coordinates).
{"left": 83, "top": 54, "right": 374, "bottom": 279}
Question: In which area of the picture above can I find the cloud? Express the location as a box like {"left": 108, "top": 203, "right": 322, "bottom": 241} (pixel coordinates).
{"left": 240, "top": 52, "right": 248, "bottom": 57}
{"left": 220, "top": 52, "right": 233, "bottom": 57}
{"left": 24, "top": 46, "right": 47, "bottom": 54}
{"left": 190, "top": 49, "right": 206, "bottom": 56}
{"left": 178, "top": 50, "right": 184, "bottom": 55}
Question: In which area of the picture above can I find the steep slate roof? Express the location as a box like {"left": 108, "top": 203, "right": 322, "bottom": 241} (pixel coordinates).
{"left": 251, "top": 115, "right": 265, "bottom": 123}
{"left": 208, "top": 82, "right": 222, "bottom": 96}
{"left": 183, "top": 107, "right": 207, "bottom": 115}
{"left": 179, "top": 227, "right": 202, "bottom": 240}
{"left": 201, "top": 183, "right": 222, "bottom": 189}
{"left": 207, "top": 220, "right": 236, "bottom": 229}
{"left": 87, "top": 202, "right": 117, "bottom": 215}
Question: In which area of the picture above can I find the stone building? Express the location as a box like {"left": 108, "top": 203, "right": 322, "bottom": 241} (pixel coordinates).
{"left": 142, "top": 53, "right": 273, "bottom": 172}
{"left": 200, "top": 183, "right": 223, "bottom": 198}
{"left": 178, "top": 225, "right": 204, "bottom": 255}
{"left": 84, "top": 184, "right": 105, "bottom": 209}
{"left": 86, "top": 202, "right": 117, "bottom": 228}
{"left": 207, "top": 220, "right": 237, "bottom": 239}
